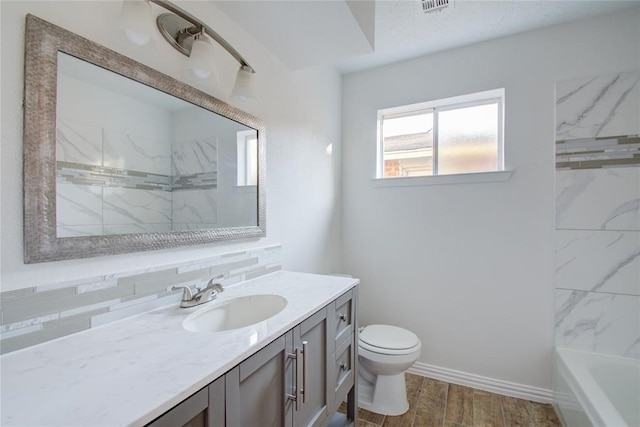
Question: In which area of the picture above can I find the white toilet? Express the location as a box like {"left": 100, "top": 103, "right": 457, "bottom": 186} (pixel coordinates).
{"left": 357, "top": 324, "right": 421, "bottom": 416}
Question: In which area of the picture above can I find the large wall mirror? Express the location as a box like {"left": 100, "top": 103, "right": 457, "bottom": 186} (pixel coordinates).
{"left": 23, "top": 15, "right": 266, "bottom": 264}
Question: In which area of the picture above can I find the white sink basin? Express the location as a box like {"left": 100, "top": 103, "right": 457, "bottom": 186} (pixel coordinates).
{"left": 182, "top": 294, "right": 288, "bottom": 333}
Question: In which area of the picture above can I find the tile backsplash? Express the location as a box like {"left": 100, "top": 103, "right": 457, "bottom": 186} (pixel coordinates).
{"left": 0, "top": 245, "right": 282, "bottom": 355}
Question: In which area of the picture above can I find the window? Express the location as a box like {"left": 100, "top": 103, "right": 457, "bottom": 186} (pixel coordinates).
{"left": 237, "top": 130, "right": 258, "bottom": 186}
{"left": 377, "top": 89, "right": 504, "bottom": 178}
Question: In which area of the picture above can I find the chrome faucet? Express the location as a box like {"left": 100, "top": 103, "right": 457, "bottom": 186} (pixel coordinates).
{"left": 173, "top": 274, "right": 225, "bottom": 308}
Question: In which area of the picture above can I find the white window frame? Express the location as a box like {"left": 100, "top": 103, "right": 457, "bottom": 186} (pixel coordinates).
{"left": 376, "top": 88, "right": 505, "bottom": 179}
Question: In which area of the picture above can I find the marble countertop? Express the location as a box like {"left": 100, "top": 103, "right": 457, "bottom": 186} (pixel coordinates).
{"left": 1, "top": 271, "right": 359, "bottom": 426}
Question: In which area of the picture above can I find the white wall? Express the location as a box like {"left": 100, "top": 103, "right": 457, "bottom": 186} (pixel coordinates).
{"left": 0, "top": 0, "right": 342, "bottom": 291}
{"left": 341, "top": 8, "right": 640, "bottom": 391}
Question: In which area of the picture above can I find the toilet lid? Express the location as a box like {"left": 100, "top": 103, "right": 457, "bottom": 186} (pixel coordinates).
{"left": 359, "top": 325, "right": 420, "bottom": 350}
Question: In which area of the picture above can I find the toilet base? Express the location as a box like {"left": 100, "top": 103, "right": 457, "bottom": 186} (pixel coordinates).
{"left": 358, "top": 372, "right": 409, "bottom": 416}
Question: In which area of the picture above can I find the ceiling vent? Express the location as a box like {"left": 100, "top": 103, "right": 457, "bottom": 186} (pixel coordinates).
{"left": 421, "top": 0, "right": 451, "bottom": 13}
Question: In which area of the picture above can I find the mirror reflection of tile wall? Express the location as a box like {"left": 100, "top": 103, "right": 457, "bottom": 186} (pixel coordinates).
{"left": 56, "top": 117, "right": 219, "bottom": 237}
{"left": 171, "top": 137, "right": 219, "bottom": 231}
{"left": 55, "top": 53, "right": 223, "bottom": 237}
{"left": 554, "top": 70, "right": 640, "bottom": 360}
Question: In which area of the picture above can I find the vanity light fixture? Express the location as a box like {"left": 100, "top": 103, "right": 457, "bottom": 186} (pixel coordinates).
{"left": 115, "top": 0, "right": 257, "bottom": 103}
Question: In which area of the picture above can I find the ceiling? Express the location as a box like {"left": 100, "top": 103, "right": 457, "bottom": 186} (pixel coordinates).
{"left": 214, "top": 0, "right": 639, "bottom": 74}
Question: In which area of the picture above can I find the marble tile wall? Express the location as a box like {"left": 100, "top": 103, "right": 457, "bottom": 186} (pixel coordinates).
{"left": 556, "top": 71, "right": 639, "bottom": 140}
{"left": 555, "top": 289, "right": 639, "bottom": 358}
{"left": 556, "top": 168, "right": 640, "bottom": 230}
{"left": 0, "top": 245, "right": 282, "bottom": 355}
{"left": 556, "top": 230, "right": 640, "bottom": 296}
{"left": 554, "top": 71, "right": 640, "bottom": 360}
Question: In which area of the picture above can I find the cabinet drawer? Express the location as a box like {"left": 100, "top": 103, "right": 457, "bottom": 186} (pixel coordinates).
{"left": 333, "top": 290, "right": 354, "bottom": 348}
{"left": 333, "top": 331, "right": 354, "bottom": 399}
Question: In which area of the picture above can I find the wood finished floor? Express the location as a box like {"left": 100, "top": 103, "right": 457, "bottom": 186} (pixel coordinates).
{"left": 340, "top": 373, "right": 561, "bottom": 427}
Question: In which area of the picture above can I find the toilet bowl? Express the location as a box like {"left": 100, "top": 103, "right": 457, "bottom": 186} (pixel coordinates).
{"left": 357, "top": 324, "right": 421, "bottom": 416}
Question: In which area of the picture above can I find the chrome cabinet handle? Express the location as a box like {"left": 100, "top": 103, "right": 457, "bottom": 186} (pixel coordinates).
{"left": 339, "top": 313, "right": 347, "bottom": 322}
{"left": 340, "top": 362, "right": 348, "bottom": 371}
{"left": 302, "top": 341, "right": 309, "bottom": 404}
{"left": 296, "top": 346, "right": 303, "bottom": 410}
{"left": 286, "top": 350, "right": 302, "bottom": 410}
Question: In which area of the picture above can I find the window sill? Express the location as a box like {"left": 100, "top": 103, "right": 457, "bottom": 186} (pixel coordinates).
{"left": 372, "top": 170, "right": 513, "bottom": 187}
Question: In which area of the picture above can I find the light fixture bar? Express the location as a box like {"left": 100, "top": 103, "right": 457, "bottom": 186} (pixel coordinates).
{"left": 150, "top": 0, "right": 255, "bottom": 73}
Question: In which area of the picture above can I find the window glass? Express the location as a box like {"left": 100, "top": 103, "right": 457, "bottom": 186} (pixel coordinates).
{"left": 382, "top": 112, "right": 433, "bottom": 177}
{"left": 438, "top": 103, "right": 498, "bottom": 175}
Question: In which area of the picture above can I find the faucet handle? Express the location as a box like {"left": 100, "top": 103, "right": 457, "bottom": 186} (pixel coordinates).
{"left": 206, "top": 274, "right": 225, "bottom": 293}
{"left": 171, "top": 285, "right": 194, "bottom": 301}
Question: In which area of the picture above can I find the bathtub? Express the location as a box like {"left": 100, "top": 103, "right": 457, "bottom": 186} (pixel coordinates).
{"left": 554, "top": 348, "right": 640, "bottom": 427}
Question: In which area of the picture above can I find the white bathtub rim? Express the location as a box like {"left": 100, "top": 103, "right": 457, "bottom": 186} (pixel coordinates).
{"left": 555, "top": 347, "right": 635, "bottom": 427}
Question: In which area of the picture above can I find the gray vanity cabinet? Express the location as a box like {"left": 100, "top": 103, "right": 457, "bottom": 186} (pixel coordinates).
{"left": 326, "top": 288, "right": 358, "bottom": 425}
{"left": 146, "top": 286, "right": 358, "bottom": 427}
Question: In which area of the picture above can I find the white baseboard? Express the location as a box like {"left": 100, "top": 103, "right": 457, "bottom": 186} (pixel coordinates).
{"left": 407, "top": 362, "right": 553, "bottom": 404}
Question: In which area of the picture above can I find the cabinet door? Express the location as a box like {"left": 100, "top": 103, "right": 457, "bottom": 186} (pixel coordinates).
{"left": 293, "top": 307, "right": 329, "bottom": 427}
{"left": 147, "top": 377, "right": 224, "bottom": 427}
{"left": 226, "top": 334, "right": 293, "bottom": 427}
{"left": 146, "top": 387, "right": 207, "bottom": 427}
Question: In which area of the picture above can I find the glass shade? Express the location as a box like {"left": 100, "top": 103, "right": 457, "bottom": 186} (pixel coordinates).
{"left": 113, "top": 0, "right": 157, "bottom": 47}
{"left": 184, "top": 36, "right": 218, "bottom": 83}
{"left": 230, "top": 66, "right": 258, "bottom": 104}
